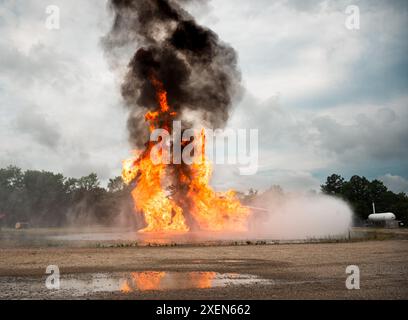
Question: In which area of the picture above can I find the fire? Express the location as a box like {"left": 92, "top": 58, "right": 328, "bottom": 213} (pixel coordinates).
{"left": 122, "top": 74, "right": 249, "bottom": 233}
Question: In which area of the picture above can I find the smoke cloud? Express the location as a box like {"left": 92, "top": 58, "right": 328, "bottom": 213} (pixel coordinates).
{"left": 249, "top": 191, "right": 353, "bottom": 240}
{"left": 103, "top": 0, "right": 242, "bottom": 147}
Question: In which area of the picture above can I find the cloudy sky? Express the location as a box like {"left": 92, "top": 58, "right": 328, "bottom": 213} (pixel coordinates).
{"left": 1, "top": 0, "right": 407, "bottom": 193}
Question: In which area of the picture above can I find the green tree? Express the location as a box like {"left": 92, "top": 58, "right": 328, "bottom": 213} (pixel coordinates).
{"left": 0, "top": 166, "right": 24, "bottom": 189}
{"left": 321, "top": 174, "right": 345, "bottom": 195}
{"left": 0, "top": 166, "right": 137, "bottom": 227}
{"left": 77, "top": 173, "right": 100, "bottom": 191}
{"left": 321, "top": 174, "right": 408, "bottom": 225}
{"left": 0, "top": 166, "right": 25, "bottom": 225}
{"left": 22, "top": 170, "right": 68, "bottom": 226}
{"left": 108, "top": 176, "right": 125, "bottom": 193}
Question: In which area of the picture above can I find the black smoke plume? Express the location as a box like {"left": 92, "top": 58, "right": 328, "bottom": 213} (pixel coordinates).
{"left": 103, "top": 0, "right": 242, "bottom": 147}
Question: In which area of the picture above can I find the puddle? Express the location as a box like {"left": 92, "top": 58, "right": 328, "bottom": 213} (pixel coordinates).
{"left": 0, "top": 272, "right": 333, "bottom": 299}
{"left": 57, "top": 271, "right": 273, "bottom": 296}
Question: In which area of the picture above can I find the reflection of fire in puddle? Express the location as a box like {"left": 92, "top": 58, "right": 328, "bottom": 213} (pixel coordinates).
{"left": 58, "top": 271, "right": 272, "bottom": 296}
{"left": 121, "top": 271, "right": 217, "bottom": 292}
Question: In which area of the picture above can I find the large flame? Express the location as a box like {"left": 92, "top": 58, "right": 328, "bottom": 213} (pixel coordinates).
{"left": 122, "top": 75, "right": 249, "bottom": 233}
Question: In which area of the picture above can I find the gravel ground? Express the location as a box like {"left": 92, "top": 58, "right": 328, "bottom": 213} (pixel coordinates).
{"left": 0, "top": 239, "right": 407, "bottom": 299}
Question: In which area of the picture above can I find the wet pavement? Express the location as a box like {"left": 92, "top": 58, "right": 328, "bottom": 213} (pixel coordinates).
{"left": 0, "top": 271, "right": 274, "bottom": 299}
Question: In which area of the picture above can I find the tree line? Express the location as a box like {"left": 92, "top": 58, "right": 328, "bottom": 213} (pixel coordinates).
{"left": 0, "top": 166, "right": 135, "bottom": 228}
{"left": 321, "top": 174, "right": 408, "bottom": 225}
{"left": 0, "top": 166, "right": 407, "bottom": 228}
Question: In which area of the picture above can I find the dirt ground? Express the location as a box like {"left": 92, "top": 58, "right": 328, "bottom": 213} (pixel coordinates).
{"left": 0, "top": 236, "right": 407, "bottom": 299}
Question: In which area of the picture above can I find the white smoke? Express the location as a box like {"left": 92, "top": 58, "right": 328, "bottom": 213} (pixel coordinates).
{"left": 248, "top": 192, "right": 353, "bottom": 240}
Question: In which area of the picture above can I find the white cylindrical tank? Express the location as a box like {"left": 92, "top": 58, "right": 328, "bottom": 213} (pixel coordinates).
{"left": 368, "top": 212, "right": 396, "bottom": 221}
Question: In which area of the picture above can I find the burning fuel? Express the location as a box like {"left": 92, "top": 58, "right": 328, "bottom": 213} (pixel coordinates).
{"left": 120, "top": 75, "right": 249, "bottom": 233}
{"left": 104, "top": 0, "right": 248, "bottom": 233}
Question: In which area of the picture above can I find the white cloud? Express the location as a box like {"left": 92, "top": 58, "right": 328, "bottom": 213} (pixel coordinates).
{"left": 0, "top": 0, "right": 130, "bottom": 182}
{"left": 379, "top": 174, "right": 408, "bottom": 194}
{"left": 1, "top": 0, "right": 407, "bottom": 190}
{"left": 212, "top": 92, "right": 408, "bottom": 191}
